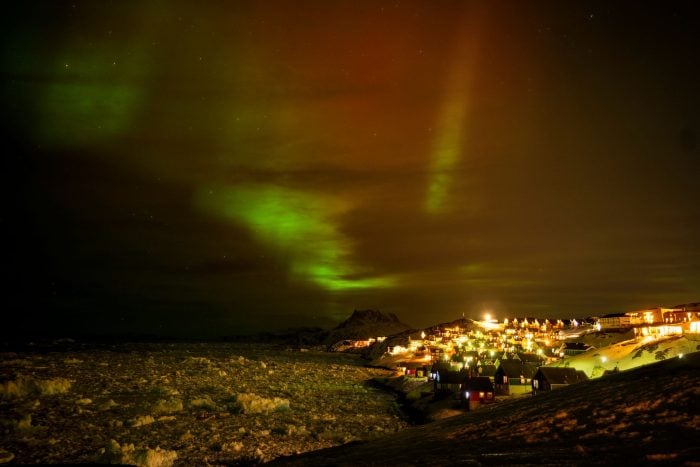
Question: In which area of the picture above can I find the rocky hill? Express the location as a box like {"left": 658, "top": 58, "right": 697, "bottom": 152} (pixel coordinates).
{"left": 322, "top": 310, "right": 413, "bottom": 347}
{"left": 270, "top": 351, "right": 700, "bottom": 466}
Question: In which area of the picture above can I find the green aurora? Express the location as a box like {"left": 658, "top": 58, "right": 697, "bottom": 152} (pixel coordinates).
{"left": 195, "top": 184, "right": 395, "bottom": 291}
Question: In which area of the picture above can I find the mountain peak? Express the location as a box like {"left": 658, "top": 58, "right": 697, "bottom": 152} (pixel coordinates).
{"left": 322, "top": 310, "right": 412, "bottom": 346}
{"left": 337, "top": 309, "right": 402, "bottom": 328}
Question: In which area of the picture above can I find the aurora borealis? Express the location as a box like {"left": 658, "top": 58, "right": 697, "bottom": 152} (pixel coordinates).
{"left": 194, "top": 183, "right": 395, "bottom": 291}
{"left": 3, "top": 1, "right": 700, "bottom": 337}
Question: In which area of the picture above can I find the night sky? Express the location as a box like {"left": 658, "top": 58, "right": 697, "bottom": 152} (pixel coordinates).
{"left": 3, "top": 1, "right": 699, "bottom": 337}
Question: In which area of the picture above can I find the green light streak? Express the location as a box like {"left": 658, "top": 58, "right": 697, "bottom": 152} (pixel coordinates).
{"left": 424, "top": 25, "right": 479, "bottom": 214}
{"left": 425, "top": 97, "right": 467, "bottom": 213}
{"left": 195, "top": 184, "right": 394, "bottom": 291}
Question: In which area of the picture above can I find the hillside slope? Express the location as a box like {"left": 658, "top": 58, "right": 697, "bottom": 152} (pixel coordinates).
{"left": 549, "top": 335, "right": 700, "bottom": 379}
{"left": 270, "top": 352, "right": 700, "bottom": 466}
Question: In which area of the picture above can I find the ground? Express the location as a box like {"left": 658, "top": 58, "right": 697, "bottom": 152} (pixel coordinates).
{"left": 0, "top": 342, "right": 408, "bottom": 465}
{"left": 270, "top": 351, "right": 700, "bottom": 466}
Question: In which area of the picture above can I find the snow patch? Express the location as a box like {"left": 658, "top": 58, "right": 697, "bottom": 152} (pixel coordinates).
{"left": 189, "top": 395, "right": 217, "bottom": 411}
{"left": 129, "top": 415, "right": 156, "bottom": 427}
{"left": 0, "top": 376, "right": 72, "bottom": 399}
{"left": 150, "top": 398, "right": 183, "bottom": 414}
{"left": 97, "top": 439, "right": 177, "bottom": 467}
{"left": 232, "top": 393, "right": 290, "bottom": 414}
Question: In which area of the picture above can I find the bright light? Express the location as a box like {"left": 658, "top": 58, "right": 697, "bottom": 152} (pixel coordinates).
{"left": 484, "top": 313, "right": 491, "bottom": 322}
{"left": 679, "top": 353, "right": 684, "bottom": 359}
{"left": 601, "top": 356, "right": 607, "bottom": 363}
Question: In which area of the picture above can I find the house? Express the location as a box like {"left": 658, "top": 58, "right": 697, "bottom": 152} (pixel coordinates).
{"left": 635, "top": 323, "right": 684, "bottom": 339}
{"left": 476, "top": 363, "right": 497, "bottom": 382}
{"left": 516, "top": 352, "right": 545, "bottom": 364}
{"left": 663, "top": 307, "right": 698, "bottom": 323}
{"left": 599, "top": 312, "right": 644, "bottom": 330}
{"left": 532, "top": 367, "right": 589, "bottom": 395}
{"left": 432, "top": 363, "right": 467, "bottom": 396}
{"left": 558, "top": 342, "right": 594, "bottom": 357}
{"left": 494, "top": 361, "right": 538, "bottom": 395}
{"left": 398, "top": 361, "right": 428, "bottom": 377}
{"left": 461, "top": 377, "right": 495, "bottom": 410}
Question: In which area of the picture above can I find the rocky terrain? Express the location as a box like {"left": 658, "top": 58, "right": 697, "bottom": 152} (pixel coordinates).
{"left": 271, "top": 351, "right": 700, "bottom": 466}
{"left": 0, "top": 342, "right": 408, "bottom": 465}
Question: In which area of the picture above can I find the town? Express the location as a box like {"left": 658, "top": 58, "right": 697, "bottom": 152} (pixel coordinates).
{"left": 340, "top": 302, "right": 700, "bottom": 412}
